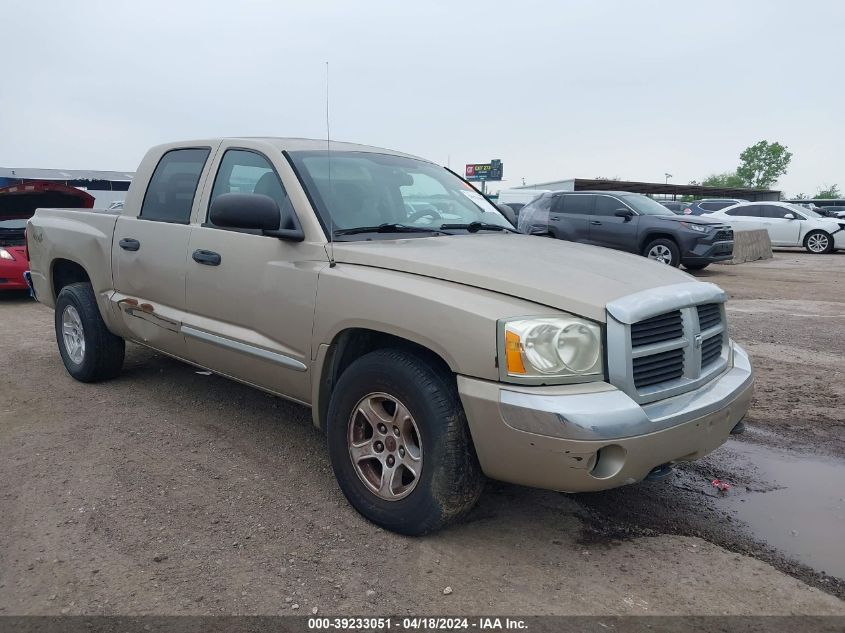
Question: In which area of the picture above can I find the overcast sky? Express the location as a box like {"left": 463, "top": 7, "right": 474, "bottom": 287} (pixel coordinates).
{"left": 2, "top": 0, "right": 842, "bottom": 197}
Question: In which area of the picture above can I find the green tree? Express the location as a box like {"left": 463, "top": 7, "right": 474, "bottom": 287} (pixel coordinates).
{"left": 701, "top": 171, "right": 746, "bottom": 188}
{"left": 735, "top": 141, "right": 792, "bottom": 189}
{"left": 815, "top": 184, "right": 840, "bottom": 199}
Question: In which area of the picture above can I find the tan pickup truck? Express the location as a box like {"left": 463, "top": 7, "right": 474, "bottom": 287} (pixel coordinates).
{"left": 26, "top": 138, "right": 753, "bottom": 535}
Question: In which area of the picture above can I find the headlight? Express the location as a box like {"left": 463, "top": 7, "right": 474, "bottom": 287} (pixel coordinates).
{"left": 499, "top": 316, "right": 603, "bottom": 383}
{"left": 681, "top": 222, "right": 710, "bottom": 233}
{"left": 0, "top": 248, "right": 14, "bottom": 260}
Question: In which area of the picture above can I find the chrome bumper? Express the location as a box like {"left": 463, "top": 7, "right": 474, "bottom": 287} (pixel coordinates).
{"left": 458, "top": 342, "right": 753, "bottom": 493}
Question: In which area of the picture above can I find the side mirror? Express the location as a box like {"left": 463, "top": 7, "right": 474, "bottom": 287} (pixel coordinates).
{"left": 783, "top": 213, "right": 795, "bottom": 220}
{"left": 209, "top": 193, "right": 304, "bottom": 241}
{"left": 615, "top": 208, "right": 634, "bottom": 221}
{"left": 496, "top": 203, "right": 517, "bottom": 227}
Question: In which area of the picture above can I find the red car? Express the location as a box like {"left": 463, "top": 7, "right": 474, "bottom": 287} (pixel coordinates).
{"left": 0, "top": 182, "right": 95, "bottom": 291}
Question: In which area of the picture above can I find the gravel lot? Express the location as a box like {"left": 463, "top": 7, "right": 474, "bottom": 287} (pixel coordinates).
{"left": 1, "top": 250, "right": 843, "bottom": 616}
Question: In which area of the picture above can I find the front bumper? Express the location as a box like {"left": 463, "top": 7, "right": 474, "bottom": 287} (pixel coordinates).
{"left": 458, "top": 341, "right": 753, "bottom": 492}
{"left": 681, "top": 237, "right": 734, "bottom": 265}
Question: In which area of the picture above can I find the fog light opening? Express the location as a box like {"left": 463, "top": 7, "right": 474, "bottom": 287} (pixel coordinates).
{"left": 590, "top": 444, "right": 626, "bottom": 479}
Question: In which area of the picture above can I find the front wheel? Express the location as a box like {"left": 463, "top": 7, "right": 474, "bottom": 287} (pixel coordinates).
{"left": 326, "top": 348, "right": 483, "bottom": 535}
{"left": 643, "top": 238, "right": 680, "bottom": 267}
{"left": 55, "top": 282, "right": 125, "bottom": 382}
{"left": 804, "top": 230, "right": 833, "bottom": 254}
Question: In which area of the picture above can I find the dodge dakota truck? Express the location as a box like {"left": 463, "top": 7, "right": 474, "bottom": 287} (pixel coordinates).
{"left": 26, "top": 138, "right": 753, "bottom": 535}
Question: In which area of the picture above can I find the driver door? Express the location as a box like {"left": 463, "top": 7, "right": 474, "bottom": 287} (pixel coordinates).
{"left": 760, "top": 205, "right": 801, "bottom": 245}
{"left": 182, "top": 144, "right": 325, "bottom": 404}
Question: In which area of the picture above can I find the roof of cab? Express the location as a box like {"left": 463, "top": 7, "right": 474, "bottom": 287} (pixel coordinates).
{"left": 159, "top": 137, "right": 426, "bottom": 161}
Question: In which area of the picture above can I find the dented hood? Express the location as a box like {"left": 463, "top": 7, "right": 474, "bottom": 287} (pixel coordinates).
{"left": 330, "top": 233, "right": 696, "bottom": 322}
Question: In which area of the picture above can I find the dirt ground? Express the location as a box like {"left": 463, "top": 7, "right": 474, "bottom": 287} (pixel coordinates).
{"left": 1, "top": 249, "right": 844, "bottom": 616}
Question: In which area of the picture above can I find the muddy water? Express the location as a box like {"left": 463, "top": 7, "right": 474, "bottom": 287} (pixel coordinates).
{"left": 716, "top": 440, "right": 845, "bottom": 579}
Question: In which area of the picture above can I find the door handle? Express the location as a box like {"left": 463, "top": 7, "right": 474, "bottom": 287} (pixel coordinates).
{"left": 119, "top": 238, "right": 140, "bottom": 251}
{"left": 550, "top": 215, "right": 560, "bottom": 221}
{"left": 192, "top": 249, "right": 222, "bottom": 266}
{"left": 590, "top": 220, "right": 602, "bottom": 226}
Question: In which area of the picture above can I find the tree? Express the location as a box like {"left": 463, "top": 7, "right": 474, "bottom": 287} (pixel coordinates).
{"left": 792, "top": 192, "right": 808, "bottom": 200}
{"left": 815, "top": 184, "right": 840, "bottom": 199}
{"left": 735, "top": 141, "right": 792, "bottom": 189}
{"left": 701, "top": 171, "right": 746, "bottom": 188}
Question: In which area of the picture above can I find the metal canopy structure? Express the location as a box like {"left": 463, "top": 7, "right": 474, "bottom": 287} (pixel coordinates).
{"left": 520, "top": 178, "right": 781, "bottom": 201}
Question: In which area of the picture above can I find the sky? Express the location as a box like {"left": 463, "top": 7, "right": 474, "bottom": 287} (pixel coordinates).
{"left": 2, "top": 0, "right": 842, "bottom": 198}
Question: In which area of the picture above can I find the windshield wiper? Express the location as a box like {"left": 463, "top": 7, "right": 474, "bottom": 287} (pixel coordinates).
{"left": 333, "top": 223, "right": 451, "bottom": 237}
{"left": 439, "top": 221, "right": 517, "bottom": 233}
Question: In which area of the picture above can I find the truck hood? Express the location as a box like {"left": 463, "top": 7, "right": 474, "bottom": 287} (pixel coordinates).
{"left": 330, "top": 234, "right": 696, "bottom": 322}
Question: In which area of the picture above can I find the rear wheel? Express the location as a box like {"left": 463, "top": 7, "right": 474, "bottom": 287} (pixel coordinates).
{"left": 804, "top": 230, "right": 833, "bottom": 254}
{"left": 643, "top": 238, "right": 680, "bottom": 267}
{"left": 55, "top": 283, "right": 125, "bottom": 382}
{"left": 326, "top": 348, "right": 483, "bottom": 535}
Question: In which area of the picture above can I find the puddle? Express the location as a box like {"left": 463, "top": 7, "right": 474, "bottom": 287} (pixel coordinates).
{"left": 715, "top": 440, "right": 845, "bottom": 579}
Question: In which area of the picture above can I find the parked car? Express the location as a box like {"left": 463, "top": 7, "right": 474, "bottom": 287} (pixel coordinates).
{"left": 518, "top": 191, "right": 734, "bottom": 270}
{"left": 659, "top": 200, "right": 687, "bottom": 214}
{"left": 708, "top": 201, "right": 845, "bottom": 253}
{"left": 816, "top": 205, "right": 845, "bottom": 219}
{"left": 681, "top": 199, "right": 747, "bottom": 216}
{"left": 0, "top": 217, "right": 29, "bottom": 291}
{"left": 26, "top": 137, "right": 753, "bottom": 534}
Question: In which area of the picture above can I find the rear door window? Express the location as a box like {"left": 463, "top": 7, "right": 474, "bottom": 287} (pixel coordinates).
{"left": 140, "top": 148, "right": 210, "bottom": 223}
{"left": 726, "top": 205, "right": 762, "bottom": 217}
{"left": 561, "top": 195, "right": 594, "bottom": 215}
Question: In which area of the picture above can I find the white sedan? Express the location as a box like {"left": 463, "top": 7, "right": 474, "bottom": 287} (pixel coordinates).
{"left": 708, "top": 202, "right": 845, "bottom": 254}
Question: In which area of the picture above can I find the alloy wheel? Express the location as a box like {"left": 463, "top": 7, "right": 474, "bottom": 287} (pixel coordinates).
{"left": 647, "top": 244, "right": 673, "bottom": 264}
{"left": 807, "top": 233, "right": 829, "bottom": 253}
{"left": 61, "top": 305, "right": 86, "bottom": 364}
{"left": 347, "top": 392, "right": 423, "bottom": 501}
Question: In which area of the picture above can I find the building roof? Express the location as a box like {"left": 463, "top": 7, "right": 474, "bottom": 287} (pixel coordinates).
{"left": 0, "top": 167, "right": 134, "bottom": 182}
{"left": 518, "top": 178, "right": 780, "bottom": 201}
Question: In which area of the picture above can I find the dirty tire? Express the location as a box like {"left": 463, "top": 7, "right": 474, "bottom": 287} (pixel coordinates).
{"left": 643, "top": 238, "right": 681, "bottom": 267}
{"left": 55, "top": 282, "right": 125, "bottom": 382}
{"left": 804, "top": 230, "right": 833, "bottom": 254}
{"left": 326, "top": 348, "right": 484, "bottom": 535}
{"left": 683, "top": 263, "right": 709, "bottom": 271}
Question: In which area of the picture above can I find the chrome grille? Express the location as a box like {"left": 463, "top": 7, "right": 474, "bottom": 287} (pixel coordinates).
{"left": 633, "top": 347, "right": 684, "bottom": 388}
{"left": 697, "top": 303, "right": 721, "bottom": 331}
{"left": 630, "top": 310, "right": 683, "bottom": 347}
{"left": 606, "top": 283, "right": 730, "bottom": 406}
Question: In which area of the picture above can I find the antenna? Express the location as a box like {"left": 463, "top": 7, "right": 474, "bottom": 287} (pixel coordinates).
{"left": 326, "top": 61, "right": 336, "bottom": 268}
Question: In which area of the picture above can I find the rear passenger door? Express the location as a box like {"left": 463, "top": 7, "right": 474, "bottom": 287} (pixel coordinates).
{"left": 182, "top": 144, "right": 324, "bottom": 404}
{"left": 549, "top": 194, "right": 592, "bottom": 243}
{"left": 111, "top": 146, "right": 216, "bottom": 358}
{"left": 589, "top": 195, "right": 638, "bottom": 252}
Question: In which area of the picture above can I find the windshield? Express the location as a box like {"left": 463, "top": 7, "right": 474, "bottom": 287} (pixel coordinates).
{"left": 789, "top": 203, "right": 821, "bottom": 218}
{"left": 621, "top": 194, "right": 674, "bottom": 216}
{"left": 287, "top": 151, "right": 511, "bottom": 236}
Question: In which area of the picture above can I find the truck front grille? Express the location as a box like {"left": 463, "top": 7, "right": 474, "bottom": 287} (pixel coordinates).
{"left": 697, "top": 303, "right": 721, "bottom": 331}
{"left": 630, "top": 310, "right": 683, "bottom": 347}
{"left": 606, "top": 294, "right": 730, "bottom": 405}
{"left": 633, "top": 347, "right": 685, "bottom": 388}
{"left": 701, "top": 333, "right": 723, "bottom": 368}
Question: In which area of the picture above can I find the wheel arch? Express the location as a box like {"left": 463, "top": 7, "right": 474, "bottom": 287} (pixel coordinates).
{"left": 311, "top": 327, "right": 455, "bottom": 432}
{"left": 51, "top": 258, "right": 91, "bottom": 300}
{"left": 639, "top": 232, "right": 678, "bottom": 254}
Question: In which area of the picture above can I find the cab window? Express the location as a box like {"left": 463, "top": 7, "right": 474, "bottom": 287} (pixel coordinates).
{"left": 207, "top": 149, "right": 294, "bottom": 229}
{"left": 140, "top": 148, "right": 210, "bottom": 223}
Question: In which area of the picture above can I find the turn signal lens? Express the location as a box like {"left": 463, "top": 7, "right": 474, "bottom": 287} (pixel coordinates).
{"left": 505, "top": 330, "right": 527, "bottom": 375}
